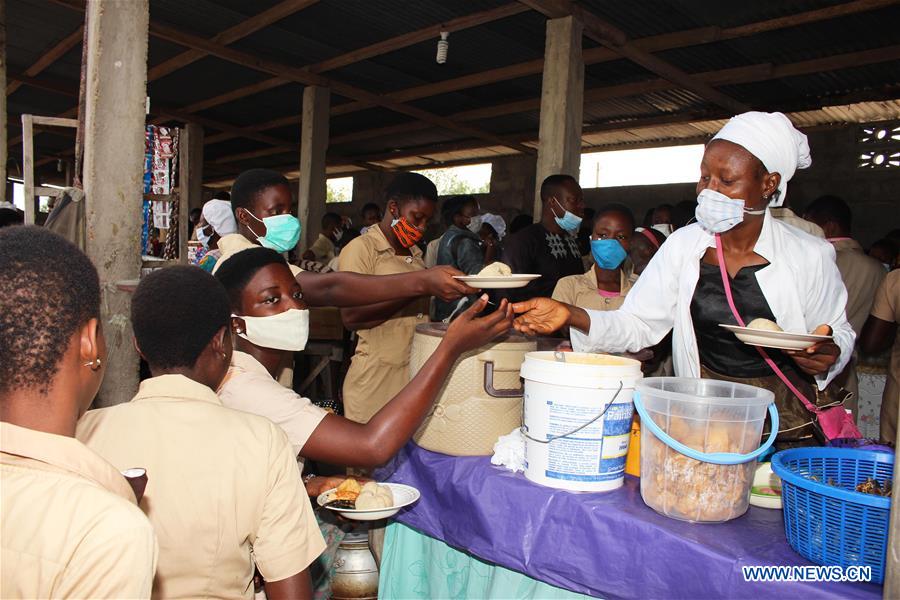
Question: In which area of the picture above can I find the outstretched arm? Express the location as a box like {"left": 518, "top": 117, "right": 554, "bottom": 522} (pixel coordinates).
{"left": 301, "top": 296, "right": 514, "bottom": 467}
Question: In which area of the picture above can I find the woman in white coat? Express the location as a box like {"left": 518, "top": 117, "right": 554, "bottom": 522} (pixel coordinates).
{"left": 512, "top": 112, "right": 855, "bottom": 445}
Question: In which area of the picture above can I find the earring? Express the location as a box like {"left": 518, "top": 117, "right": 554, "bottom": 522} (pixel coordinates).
{"left": 83, "top": 358, "right": 102, "bottom": 371}
{"left": 221, "top": 353, "right": 228, "bottom": 361}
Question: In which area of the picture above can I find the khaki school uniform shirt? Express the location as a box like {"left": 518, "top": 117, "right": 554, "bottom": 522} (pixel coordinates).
{"left": 339, "top": 225, "right": 429, "bottom": 423}
{"left": 77, "top": 375, "right": 325, "bottom": 600}
{"left": 218, "top": 350, "right": 328, "bottom": 463}
{"left": 830, "top": 238, "right": 886, "bottom": 335}
{"left": 552, "top": 265, "right": 636, "bottom": 311}
{"left": 871, "top": 270, "right": 900, "bottom": 443}
{"left": 1, "top": 422, "right": 157, "bottom": 599}
{"left": 214, "top": 233, "right": 302, "bottom": 277}
{"left": 308, "top": 233, "right": 336, "bottom": 263}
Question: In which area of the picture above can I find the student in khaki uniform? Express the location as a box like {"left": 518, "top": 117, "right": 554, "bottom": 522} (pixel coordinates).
{"left": 804, "top": 195, "right": 886, "bottom": 418}
{"left": 553, "top": 204, "right": 637, "bottom": 311}
{"left": 215, "top": 248, "right": 513, "bottom": 596}
{"left": 77, "top": 267, "right": 324, "bottom": 600}
{"left": 861, "top": 270, "right": 900, "bottom": 444}
{"left": 302, "top": 212, "right": 342, "bottom": 264}
{"left": 340, "top": 173, "right": 440, "bottom": 423}
{"left": 0, "top": 227, "right": 157, "bottom": 599}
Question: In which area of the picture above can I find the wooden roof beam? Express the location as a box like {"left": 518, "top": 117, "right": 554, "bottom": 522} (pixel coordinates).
{"left": 166, "top": 3, "right": 527, "bottom": 121}
{"left": 519, "top": 0, "right": 750, "bottom": 113}
{"left": 219, "top": 0, "right": 897, "bottom": 143}
{"left": 147, "top": 0, "right": 320, "bottom": 81}
{"left": 7, "top": 25, "right": 83, "bottom": 96}
{"left": 147, "top": 21, "right": 535, "bottom": 155}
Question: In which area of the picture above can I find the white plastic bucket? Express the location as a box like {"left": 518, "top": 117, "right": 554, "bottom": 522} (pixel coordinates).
{"left": 520, "top": 352, "right": 643, "bottom": 492}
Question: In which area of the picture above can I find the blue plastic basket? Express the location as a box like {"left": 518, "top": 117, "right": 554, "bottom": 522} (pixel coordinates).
{"left": 771, "top": 447, "right": 893, "bottom": 583}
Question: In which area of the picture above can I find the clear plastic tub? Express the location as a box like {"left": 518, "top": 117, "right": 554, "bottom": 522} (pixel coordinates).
{"left": 634, "top": 377, "right": 776, "bottom": 523}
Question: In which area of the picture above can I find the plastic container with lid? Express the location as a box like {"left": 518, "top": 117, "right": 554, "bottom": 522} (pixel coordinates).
{"left": 633, "top": 377, "right": 778, "bottom": 523}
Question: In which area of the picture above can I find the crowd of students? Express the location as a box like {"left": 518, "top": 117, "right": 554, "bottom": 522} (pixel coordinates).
{"left": 2, "top": 110, "right": 899, "bottom": 599}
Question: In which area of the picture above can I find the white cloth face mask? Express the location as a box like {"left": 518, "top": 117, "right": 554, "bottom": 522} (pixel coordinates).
{"left": 234, "top": 309, "right": 309, "bottom": 351}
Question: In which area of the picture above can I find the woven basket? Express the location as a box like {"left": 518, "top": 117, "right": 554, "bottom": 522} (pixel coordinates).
{"left": 410, "top": 324, "right": 535, "bottom": 456}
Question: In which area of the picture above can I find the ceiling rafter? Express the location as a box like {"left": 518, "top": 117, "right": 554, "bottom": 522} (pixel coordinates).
{"left": 204, "top": 0, "right": 897, "bottom": 147}
{"left": 147, "top": 0, "right": 320, "bottom": 81}
{"left": 39, "top": 0, "right": 536, "bottom": 158}
{"left": 7, "top": 25, "right": 83, "bottom": 96}
{"left": 163, "top": 3, "right": 528, "bottom": 124}
{"left": 518, "top": 0, "right": 749, "bottom": 113}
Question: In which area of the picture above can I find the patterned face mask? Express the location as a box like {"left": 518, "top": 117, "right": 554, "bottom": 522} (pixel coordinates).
{"left": 390, "top": 216, "right": 424, "bottom": 248}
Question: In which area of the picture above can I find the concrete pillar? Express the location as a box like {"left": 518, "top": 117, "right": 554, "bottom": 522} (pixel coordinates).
{"left": 534, "top": 15, "right": 584, "bottom": 217}
{"left": 0, "top": 0, "right": 6, "bottom": 197}
{"left": 298, "top": 85, "right": 330, "bottom": 252}
{"left": 82, "top": 0, "right": 149, "bottom": 407}
{"left": 179, "top": 123, "right": 203, "bottom": 263}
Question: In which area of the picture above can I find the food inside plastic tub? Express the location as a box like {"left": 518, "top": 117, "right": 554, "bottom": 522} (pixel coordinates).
{"left": 641, "top": 417, "right": 758, "bottom": 522}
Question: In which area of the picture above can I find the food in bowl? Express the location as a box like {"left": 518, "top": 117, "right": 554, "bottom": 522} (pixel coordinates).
{"left": 641, "top": 417, "right": 757, "bottom": 522}
{"left": 478, "top": 262, "right": 512, "bottom": 277}
{"left": 747, "top": 318, "right": 782, "bottom": 332}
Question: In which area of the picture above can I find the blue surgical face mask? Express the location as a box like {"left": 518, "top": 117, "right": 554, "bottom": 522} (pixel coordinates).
{"left": 590, "top": 238, "right": 627, "bottom": 270}
{"left": 551, "top": 198, "right": 582, "bottom": 234}
{"left": 246, "top": 211, "right": 301, "bottom": 252}
{"left": 694, "top": 188, "right": 765, "bottom": 234}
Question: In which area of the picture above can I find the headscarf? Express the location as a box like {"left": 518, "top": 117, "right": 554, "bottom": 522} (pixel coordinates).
{"left": 201, "top": 199, "right": 237, "bottom": 236}
{"left": 480, "top": 213, "right": 507, "bottom": 239}
{"left": 711, "top": 111, "right": 811, "bottom": 207}
{"left": 635, "top": 227, "right": 661, "bottom": 249}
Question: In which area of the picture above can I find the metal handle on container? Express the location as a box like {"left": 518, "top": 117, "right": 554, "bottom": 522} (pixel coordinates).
{"left": 632, "top": 391, "right": 779, "bottom": 465}
{"left": 483, "top": 361, "right": 524, "bottom": 398}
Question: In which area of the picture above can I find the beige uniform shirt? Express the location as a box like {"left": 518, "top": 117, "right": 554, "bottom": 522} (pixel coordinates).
{"left": 830, "top": 238, "right": 886, "bottom": 335}
{"left": 871, "top": 270, "right": 900, "bottom": 443}
{"left": 218, "top": 351, "right": 328, "bottom": 462}
{"left": 214, "top": 233, "right": 302, "bottom": 277}
{"left": 770, "top": 207, "right": 826, "bottom": 238}
{"left": 308, "top": 233, "right": 336, "bottom": 263}
{"left": 1, "top": 422, "right": 157, "bottom": 599}
{"left": 339, "top": 225, "right": 429, "bottom": 423}
{"left": 552, "top": 266, "right": 635, "bottom": 311}
{"left": 77, "top": 375, "right": 325, "bottom": 600}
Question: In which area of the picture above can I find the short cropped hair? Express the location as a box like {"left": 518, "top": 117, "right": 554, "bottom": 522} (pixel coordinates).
{"left": 540, "top": 174, "right": 578, "bottom": 203}
{"left": 131, "top": 266, "right": 230, "bottom": 369}
{"left": 441, "top": 195, "right": 477, "bottom": 227}
{"left": 595, "top": 203, "right": 636, "bottom": 230}
{"left": 0, "top": 227, "right": 100, "bottom": 395}
{"left": 361, "top": 202, "right": 381, "bottom": 217}
{"left": 386, "top": 172, "right": 438, "bottom": 205}
{"left": 804, "top": 195, "right": 852, "bottom": 232}
{"left": 231, "top": 169, "right": 290, "bottom": 214}
{"left": 215, "top": 247, "right": 288, "bottom": 310}
{"left": 322, "top": 212, "right": 342, "bottom": 229}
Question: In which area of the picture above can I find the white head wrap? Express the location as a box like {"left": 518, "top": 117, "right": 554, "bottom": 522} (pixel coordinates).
{"left": 711, "top": 111, "right": 811, "bottom": 207}
{"left": 201, "top": 199, "right": 237, "bottom": 236}
{"left": 480, "top": 213, "right": 507, "bottom": 239}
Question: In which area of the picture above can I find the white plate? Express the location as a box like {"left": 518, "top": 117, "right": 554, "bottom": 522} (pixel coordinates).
{"left": 718, "top": 324, "right": 832, "bottom": 351}
{"left": 749, "top": 462, "right": 783, "bottom": 510}
{"left": 453, "top": 274, "right": 541, "bottom": 289}
{"left": 316, "top": 483, "right": 420, "bottom": 521}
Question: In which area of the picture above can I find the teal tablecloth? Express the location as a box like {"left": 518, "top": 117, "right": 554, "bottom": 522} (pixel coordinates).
{"left": 379, "top": 522, "right": 591, "bottom": 600}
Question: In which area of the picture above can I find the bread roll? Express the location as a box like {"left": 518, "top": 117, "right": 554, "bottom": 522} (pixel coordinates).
{"left": 747, "top": 318, "right": 782, "bottom": 332}
{"left": 478, "top": 262, "right": 512, "bottom": 277}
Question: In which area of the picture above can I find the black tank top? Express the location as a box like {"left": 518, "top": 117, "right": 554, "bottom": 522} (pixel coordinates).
{"left": 691, "top": 262, "right": 792, "bottom": 378}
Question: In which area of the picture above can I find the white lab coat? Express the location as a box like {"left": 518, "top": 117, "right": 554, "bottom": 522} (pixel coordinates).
{"left": 570, "top": 210, "right": 855, "bottom": 389}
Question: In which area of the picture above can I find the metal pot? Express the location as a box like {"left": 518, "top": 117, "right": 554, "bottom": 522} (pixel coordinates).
{"left": 330, "top": 532, "right": 378, "bottom": 600}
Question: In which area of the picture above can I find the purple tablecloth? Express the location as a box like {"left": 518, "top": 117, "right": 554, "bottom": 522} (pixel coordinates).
{"left": 375, "top": 443, "right": 883, "bottom": 600}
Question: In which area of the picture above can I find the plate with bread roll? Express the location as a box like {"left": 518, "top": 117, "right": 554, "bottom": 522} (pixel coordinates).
{"left": 316, "top": 478, "right": 420, "bottom": 521}
{"left": 453, "top": 262, "right": 540, "bottom": 289}
{"left": 719, "top": 319, "right": 833, "bottom": 351}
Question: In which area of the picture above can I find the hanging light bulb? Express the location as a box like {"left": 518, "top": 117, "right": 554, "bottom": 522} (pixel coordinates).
{"left": 436, "top": 31, "right": 449, "bottom": 64}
